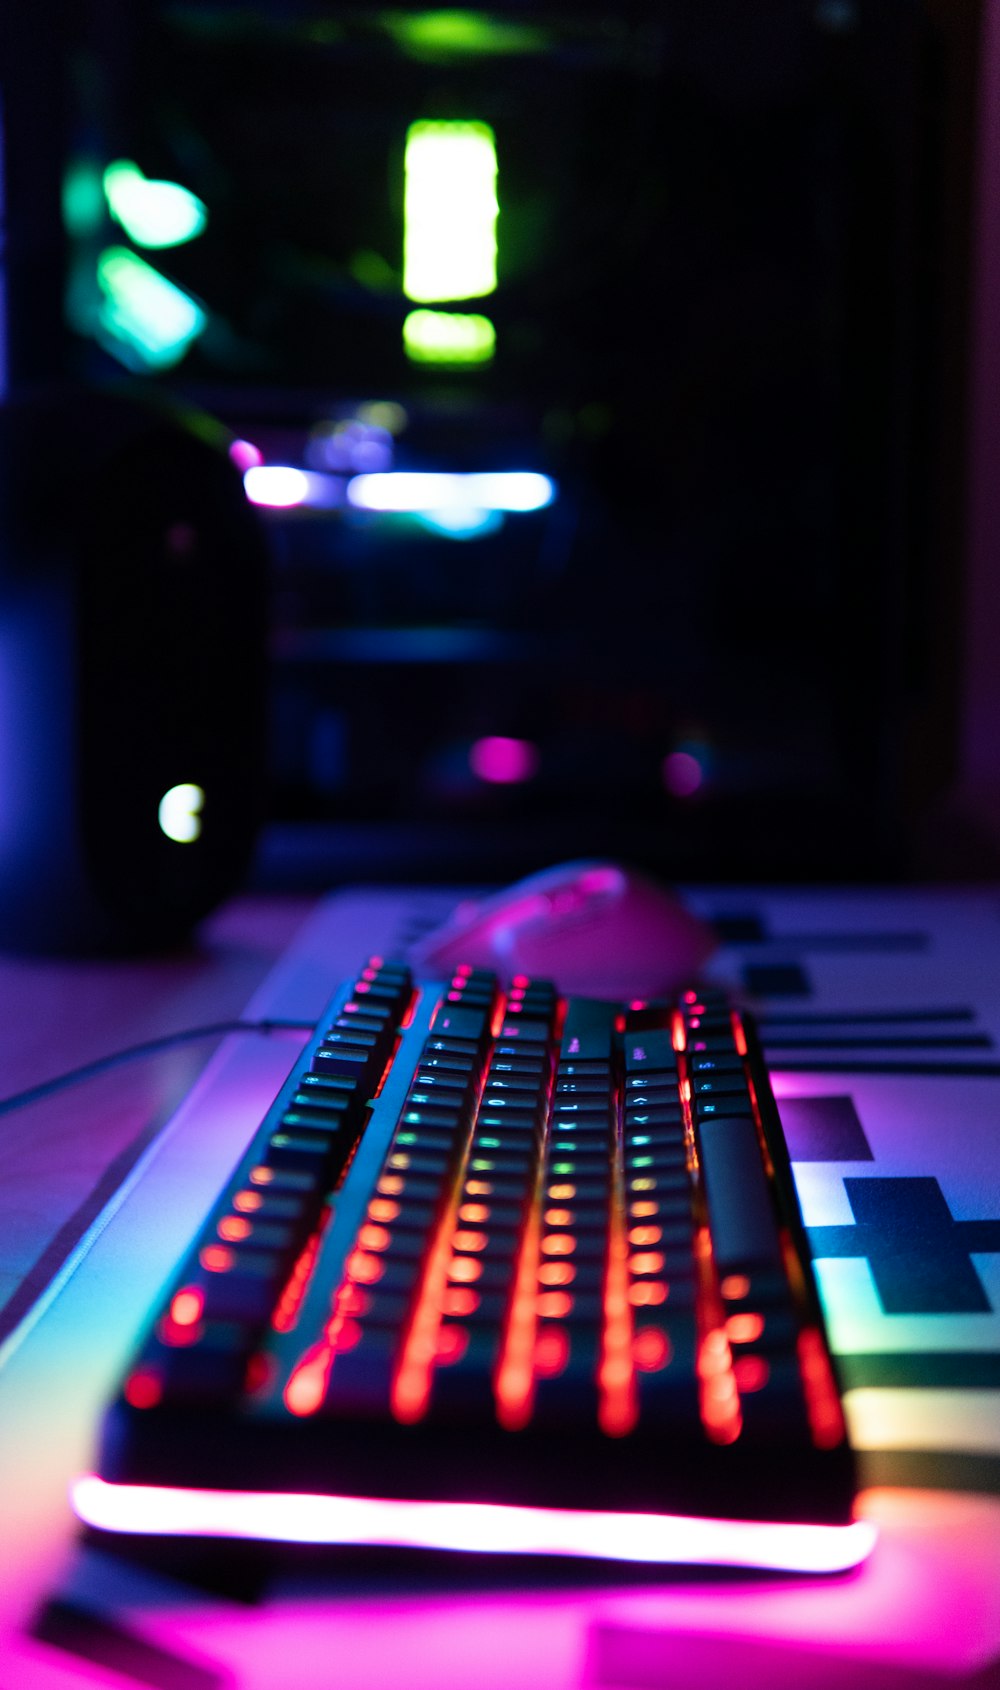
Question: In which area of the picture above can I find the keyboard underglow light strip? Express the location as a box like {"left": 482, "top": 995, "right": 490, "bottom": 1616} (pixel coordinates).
{"left": 72, "top": 1476, "right": 877, "bottom": 1573}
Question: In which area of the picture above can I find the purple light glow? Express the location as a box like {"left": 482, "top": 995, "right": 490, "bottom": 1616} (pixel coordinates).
{"left": 71, "top": 1476, "right": 876, "bottom": 1573}
{"left": 663, "top": 750, "right": 704, "bottom": 797}
{"left": 470, "top": 736, "right": 540, "bottom": 785}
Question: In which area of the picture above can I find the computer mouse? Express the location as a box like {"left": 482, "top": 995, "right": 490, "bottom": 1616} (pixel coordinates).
{"left": 408, "top": 860, "right": 717, "bottom": 998}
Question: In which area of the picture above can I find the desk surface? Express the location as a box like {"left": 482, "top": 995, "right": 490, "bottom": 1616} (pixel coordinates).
{"left": 1, "top": 884, "right": 999, "bottom": 1689}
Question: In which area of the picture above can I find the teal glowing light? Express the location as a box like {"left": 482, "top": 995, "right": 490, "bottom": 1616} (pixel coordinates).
{"left": 415, "top": 507, "right": 504, "bottom": 540}
{"left": 97, "top": 248, "right": 206, "bottom": 369}
{"left": 403, "top": 309, "right": 495, "bottom": 364}
{"left": 103, "top": 160, "right": 207, "bottom": 249}
{"left": 403, "top": 121, "right": 497, "bottom": 303}
{"left": 62, "top": 159, "right": 105, "bottom": 238}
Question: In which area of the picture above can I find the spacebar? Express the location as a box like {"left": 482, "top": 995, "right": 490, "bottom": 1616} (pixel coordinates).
{"left": 697, "top": 1116, "right": 782, "bottom": 1270}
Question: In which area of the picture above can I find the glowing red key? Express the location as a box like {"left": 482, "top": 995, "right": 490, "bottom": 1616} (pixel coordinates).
{"left": 218, "top": 1215, "right": 252, "bottom": 1243}
{"left": 336, "top": 1283, "right": 369, "bottom": 1317}
{"left": 233, "top": 1189, "right": 263, "bottom": 1213}
{"left": 734, "top": 1355, "right": 770, "bottom": 1393}
{"left": 200, "top": 1245, "right": 235, "bottom": 1273}
{"left": 335, "top": 1318, "right": 362, "bottom": 1353}
{"left": 537, "top": 1291, "right": 573, "bottom": 1319}
{"left": 346, "top": 1250, "right": 383, "bottom": 1284}
{"left": 726, "top": 1312, "right": 765, "bottom": 1344}
{"left": 538, "top": 1261, "right": 575, "bottom": 1286}
{"left": 633, "top": 1327, "right": 672, "bottom": 1371}
{"left": 436, "top": 1326, "right": 469, "bottom": 1365}
{"left": 628, "top": 1281, "right": 667, "bottom": 1306}
{"left": 368, "top": 1198, "right": 400, "bottom": 1223}
{"left": 452, "top": 1230, "right": 487, "bottom": 1252}
{"left": 124, "top": 1368, "right": 163, "bottom": 1410}
{"left": 284, "top": 1343, "right": 333, "bottom": 1418}
{"left": 534, "top": 1327, "right": 570, "bottom": 1377}
{"left": 169, "top": 1288, "right": 204, "bottom": 1327}
{"left": 442, "top": 1286, "right": 479, "bottom": 1316}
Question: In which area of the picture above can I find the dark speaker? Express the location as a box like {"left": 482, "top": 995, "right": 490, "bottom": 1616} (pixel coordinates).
{"left": 0, "top": 385, "right": 269, "bottom": 951}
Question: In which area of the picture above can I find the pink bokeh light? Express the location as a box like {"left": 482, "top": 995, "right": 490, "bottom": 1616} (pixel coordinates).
{"left": 469, "top": 737, "right": 541, "bottom": 785}
{"left": 228, "top": 437, "right": 264, "bottom": 472}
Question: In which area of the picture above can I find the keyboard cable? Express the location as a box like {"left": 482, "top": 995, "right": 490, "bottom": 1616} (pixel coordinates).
{"left": 0, "top": 1019, "right": 319, "bottom": 1118}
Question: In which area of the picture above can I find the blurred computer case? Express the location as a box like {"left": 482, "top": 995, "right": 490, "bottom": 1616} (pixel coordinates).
{"left": 1, "top": 0, "right": 995, "bottom": 893}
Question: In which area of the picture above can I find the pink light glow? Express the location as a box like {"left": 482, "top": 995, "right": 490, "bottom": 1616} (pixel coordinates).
{"left": 469, "top": 736, "right": 540, "bottom": 785}
{"left": 228, "top": 437, "right": 264, "bottom": 472}
{"left": 71, "top": 1476, "right": 876, "bottom": 1573}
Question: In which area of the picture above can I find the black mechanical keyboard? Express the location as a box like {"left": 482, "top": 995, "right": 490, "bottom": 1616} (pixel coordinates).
{"left": 78, "top": 958, "right": 874, "bottom": 1573}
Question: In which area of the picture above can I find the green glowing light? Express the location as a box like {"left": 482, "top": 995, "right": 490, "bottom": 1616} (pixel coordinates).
{"left": 385, "top": 10, "right": 549, "bottom": 59}
{"left": 97, "top": 248, "right": 206, "bottom": 370}
{"left": 62, "top": 159, "right": 105, "bottom": 238}
{"left": 103, "top": 160, "right": 207, "bottom": 249}
{"left": 403, "top": 121, "right": 497, "bottom": 303}
{"left": 349, "top": 248, "right": 397, "bottom": 292}
{"left": 403, "top": 309, "right": 495, "bottom": 365}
